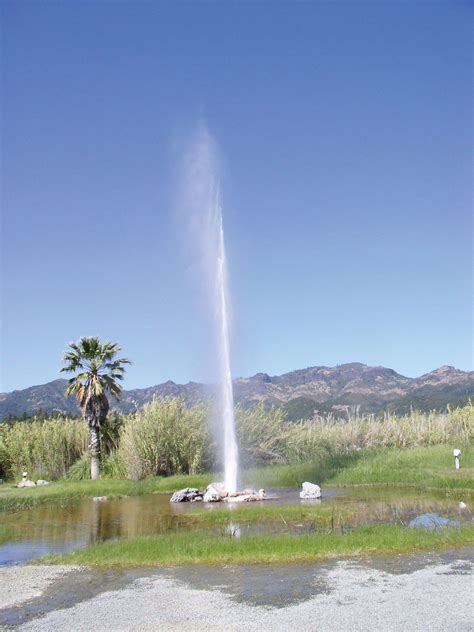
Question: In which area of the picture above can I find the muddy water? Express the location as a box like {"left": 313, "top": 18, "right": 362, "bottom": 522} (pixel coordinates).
{"left": 0, "top": 487, "right": 471, "bottom": 566}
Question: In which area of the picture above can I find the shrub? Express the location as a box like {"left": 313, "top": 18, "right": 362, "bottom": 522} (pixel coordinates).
{"left": 118, "top": 397, "right": 210, "bottom": 480}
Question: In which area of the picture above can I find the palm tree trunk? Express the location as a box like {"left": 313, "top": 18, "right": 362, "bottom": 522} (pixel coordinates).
{"left": 90, "top": 426, "right": 101, "bottom": 480}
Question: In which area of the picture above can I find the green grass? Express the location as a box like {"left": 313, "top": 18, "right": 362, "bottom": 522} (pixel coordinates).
{"left": 328, "top": 444, "right": 474, "bottom": 491}
{"left": 0, "top": 472, "right": 223, "bottom": 512}
{"left": 1, "top": 443, "right": 472, "bottom": 512}
{"left": 242, "top": 456, "right": 355, "bottom": 489}
{"left": 40, "top": 523, "right": 474, "bottom": 567}
{"left": 0, "top": 479, "right": 162, "bottom": 512}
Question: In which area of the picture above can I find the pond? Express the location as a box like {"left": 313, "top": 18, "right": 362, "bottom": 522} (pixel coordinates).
{"left": 0, "top": 487, "right": 471, "bottom": 566}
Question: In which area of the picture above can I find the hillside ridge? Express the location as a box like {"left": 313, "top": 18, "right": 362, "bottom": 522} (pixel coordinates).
{"left": 1, "top": 363, "right": 472, "bottom": 420}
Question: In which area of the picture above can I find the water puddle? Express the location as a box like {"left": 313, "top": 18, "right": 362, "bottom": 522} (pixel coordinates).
{"left": 408, "top": 513, "right": 460, "bottom": 530}
{"left": 0, "top": 487, "right": 471, "bottom": 566}
{"left": 0, "top": 547, "right": 472, "bottom": 628}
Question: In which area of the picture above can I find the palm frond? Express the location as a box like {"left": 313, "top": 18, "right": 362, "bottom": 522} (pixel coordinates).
{"left": 60, "top": 336, "right": 130, "bottom": 414}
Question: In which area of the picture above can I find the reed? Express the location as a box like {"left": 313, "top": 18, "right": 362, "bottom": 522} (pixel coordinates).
{"left": 117, "top": 397, "right": 211, "bottom": 480}
{"left": 0, "top": 402, "right": 471, "bottom": 484}
{"left": 0, "top": 417, "right": 88, "bottom": 480}
{"left": 284, "top": 405, "right": 473, "bottom": 463}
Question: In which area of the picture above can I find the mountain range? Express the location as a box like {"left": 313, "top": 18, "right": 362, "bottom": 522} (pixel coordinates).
{"left": 1, "top": 363, "right": 473, "bottom": 421}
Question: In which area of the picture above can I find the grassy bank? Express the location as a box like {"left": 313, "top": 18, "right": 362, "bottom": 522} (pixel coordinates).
{"left": 0, "top": 472, "right": 220, "bottom": 512}
{"left": 1, "top": 443, "right": 472, "bottom": 511}
{"left": 329, "top": 443, "right": 474, "bottom": 491}
{"left": 244, "top": 443, "right": 474, "bottom": 493}
{"left": 0, "top": 479, "right": 161, "bottom": 512}
{"left": 40, "top": 523, "right": 474, "bottom": 567}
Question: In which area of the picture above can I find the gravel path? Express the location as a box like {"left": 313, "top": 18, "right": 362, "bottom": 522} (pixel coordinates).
{"left": 0, "top": 567, "right": 77, "bottom": 610}
{"left": 6, "top": 558, "right": 472, "bottom": 632}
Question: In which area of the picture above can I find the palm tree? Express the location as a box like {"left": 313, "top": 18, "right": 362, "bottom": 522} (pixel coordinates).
{"left": 60, "top": 337, "right": 130, "bottom": 480}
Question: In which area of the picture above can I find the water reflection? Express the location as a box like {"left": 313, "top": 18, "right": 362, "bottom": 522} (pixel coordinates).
{"left": 408, "top": 513, "right": 460, "bottom": 530}
{"left": 1, "top": 487, "right": 471, "bottom": 565}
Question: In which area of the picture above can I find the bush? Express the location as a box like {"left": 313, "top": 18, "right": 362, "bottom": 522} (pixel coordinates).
{"left": 118, "top": 397, "right": 210, "bottom": 480}
{"left": 0, "top": 417, "right": 88, "bottom": 480}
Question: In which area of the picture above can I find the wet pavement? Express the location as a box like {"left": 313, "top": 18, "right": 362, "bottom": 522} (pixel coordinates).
{"left": 0, "top": 547, "right": 472, "bottom": 629}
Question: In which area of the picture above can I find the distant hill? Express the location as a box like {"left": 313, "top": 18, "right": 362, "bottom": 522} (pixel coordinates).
{"left": 0, "top": 363, "right": 472, "bottom": 420}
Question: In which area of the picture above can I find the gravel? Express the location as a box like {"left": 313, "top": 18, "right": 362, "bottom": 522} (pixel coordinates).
{"left": 10, "top": 558, "right": 473, "bottom": 632}
{"left": 0, "top": 566, "right": 78, "bottom": 610}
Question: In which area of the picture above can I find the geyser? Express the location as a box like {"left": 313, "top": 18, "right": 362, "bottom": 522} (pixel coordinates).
{"left": 181, "top": 126, "right": 239, "bottom": 494}
{"left": 213, "top": 189, "right": 238, "bottom": 494}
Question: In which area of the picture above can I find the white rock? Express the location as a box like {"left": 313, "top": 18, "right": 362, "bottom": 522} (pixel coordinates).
{"left": 92, "top": 496, "right": 108, "bottom": 502}
{"left": 210, "top": 482, "right": 228, "bottom": 497}
{"left": 203, "top": 485, "right": 221, "bottom": 502}
{"left": 459, "top": 501, "right": 467, "bottom": 510}
{"left": 299, "top": 481, "right": 322, "bottom": 499}
{"left": 36, "top": 480, "right": 49, "bottom": 486}
{"left": 17, "top": 480, "right": 36, "bottom": 488}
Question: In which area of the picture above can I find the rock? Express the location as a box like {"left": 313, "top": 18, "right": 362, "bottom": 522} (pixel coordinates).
{"left": 258, "top": 489, "right": 267, "bottom": 498}
{"left": 209, "top": 482, "right": 228, "bottom": 498}
{"left": 92, "top": 496, "right": 108, "bottom": 502}
{"left": 203, "top": 485, "right": 221, "bottom": 502}
{"left": 170, "top": 488, "right": 200, "bottom": 503}
{"left": 17, "top": 472, "right": 36, "bottom": 488}
{"left": 299, "top": 481, "right": 322, "bottom": 499}
{"left": 190, "top": 495, "right": 203, "bottom": 502}
{"left": 16, "top": 480, "right": 36, "bottom": 488}
{"left": 459, "top": 501, "right": 467, "bottom": 509}
{"left": 36, "top": 480, "right": 49, "bottom": 486}
{"left": 239, "top": 488, "right": 256, "bottom": 496}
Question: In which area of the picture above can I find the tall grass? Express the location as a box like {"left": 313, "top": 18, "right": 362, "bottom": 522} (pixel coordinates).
{"left": 285, "top": 405, "right": 473, "bottom": 462}
{"left": 0, "top": 400, "right": 471, "bottom": 483}
{"left": 117, "top": 397, "right": 211, "bottom": 480}
{"left": 235, "top": 404, "right": 289, "bottom": 466}
{"left": 0, "top": 417, "right": 88, "bottom": 480}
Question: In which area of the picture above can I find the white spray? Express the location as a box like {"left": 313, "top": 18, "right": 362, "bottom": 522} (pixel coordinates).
{"left": 214, "top": 189, "right": 238, "bottom": 493}
{"left": 180, "top": 126, "right": 239, "bottom": 494}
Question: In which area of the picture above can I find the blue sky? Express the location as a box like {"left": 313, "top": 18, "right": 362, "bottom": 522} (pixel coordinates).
{"left": 1, "top": 1, "right": 472, "bottom": 392}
